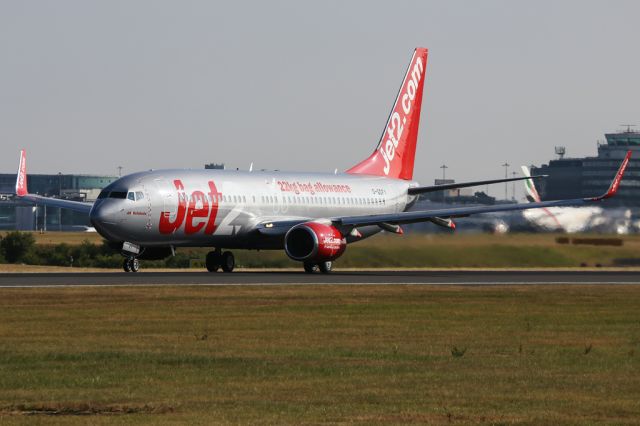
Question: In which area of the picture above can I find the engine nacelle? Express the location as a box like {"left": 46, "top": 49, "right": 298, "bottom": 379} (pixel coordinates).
{"left": 284, "top": 222, "right": 346, "bottom": 262}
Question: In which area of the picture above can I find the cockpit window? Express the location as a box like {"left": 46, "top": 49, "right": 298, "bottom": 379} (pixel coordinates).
{"left": 127, "top": 192, "right": 135, "bottom": 201}
{"left": 98, "top": 190, "right": 109, "bottom": 199}
{"left": 109, "top": 191, "right": 127, "bottom": 199}
{"left": 135, "top": 191, "right": 144, "bottom": 201}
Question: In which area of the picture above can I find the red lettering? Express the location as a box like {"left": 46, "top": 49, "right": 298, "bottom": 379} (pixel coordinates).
{"left": 185, "top": 191, "right": 209, "bottom": 234}
{"left": 204, "top": 181, "right": 221, "bottom": 234}
{"left": 159, "top": 180, "right": 187, "bottom": 234}
{"left": 158, "top": 180, "right": 221, "bottom": 235}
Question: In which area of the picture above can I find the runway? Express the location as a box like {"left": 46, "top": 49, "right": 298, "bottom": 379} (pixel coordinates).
{"left": 0, "top": 270, "right": 639, "bottom": 287}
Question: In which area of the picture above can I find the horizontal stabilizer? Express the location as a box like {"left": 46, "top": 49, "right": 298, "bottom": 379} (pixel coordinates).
{"left": 408, "top": 175, "right": 546, "bottom": 195}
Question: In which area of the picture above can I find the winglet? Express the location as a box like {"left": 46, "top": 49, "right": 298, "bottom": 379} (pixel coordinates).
{"left": 592, "top": 150, "right": 631, "bottom": 201}
{"left": 15, "top": 149, "right": 28, "bottom": 197}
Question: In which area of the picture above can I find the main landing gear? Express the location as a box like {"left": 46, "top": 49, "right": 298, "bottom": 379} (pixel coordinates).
{"left": 123, "top": 257, "right": 140, "bottom": 273}
{"left": 206, "top": 249, "right": 235, "bottom": 273}
{"left": 303, "top": 261, "right": 333, "bottom": 274}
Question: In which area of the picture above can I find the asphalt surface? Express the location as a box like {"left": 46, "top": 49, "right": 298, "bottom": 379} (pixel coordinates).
{"left": 0, "top": 270, "right": 639, "bottom": 287}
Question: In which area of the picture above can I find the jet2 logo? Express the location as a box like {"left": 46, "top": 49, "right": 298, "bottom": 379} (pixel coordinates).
{"left": 380, "top": 56, "right": 424, "bottom": 175}
{"left": 159, "top": 179, "right": 222, "bottom": 235}
{"left": 322, "top": 236, "right": 343, "bottom": 251}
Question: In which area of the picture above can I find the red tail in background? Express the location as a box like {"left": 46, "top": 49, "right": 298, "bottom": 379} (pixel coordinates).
{"left": 15, "top": 149, "right": 27, "bottom": 196}
{"left": 346, "top": 48, "right": 428, "bottom": 181}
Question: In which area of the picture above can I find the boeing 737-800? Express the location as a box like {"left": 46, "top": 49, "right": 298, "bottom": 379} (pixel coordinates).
{"left": 13, "top": 48, "right": 631, "bottom": 273}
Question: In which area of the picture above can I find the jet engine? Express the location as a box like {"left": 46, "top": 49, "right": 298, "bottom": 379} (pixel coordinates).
{"left": 284, "top": 222, "right": 346, "bottom": 262}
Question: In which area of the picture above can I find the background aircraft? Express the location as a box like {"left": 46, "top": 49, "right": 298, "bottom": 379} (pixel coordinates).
{"left": 521, "top": 166, "right": 632, "bottom": 234}
{"left": 13, "top": 48, "right": 631, "bottom": 273}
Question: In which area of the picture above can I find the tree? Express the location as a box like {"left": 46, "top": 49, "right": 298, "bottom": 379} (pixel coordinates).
{"left": 0, "top": 231, "right": 35, "bottom": 263}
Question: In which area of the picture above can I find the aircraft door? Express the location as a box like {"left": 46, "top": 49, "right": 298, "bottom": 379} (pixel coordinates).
{"left": 154, "top": 178, "right": 179, "bottom": 225}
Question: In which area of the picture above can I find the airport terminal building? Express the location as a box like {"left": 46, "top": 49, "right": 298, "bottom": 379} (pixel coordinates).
{"left": 0, "top": 173, "right": 117, "bottom": 230}
{"left": 531, "top": 129, "right": 640, "bottom": 207}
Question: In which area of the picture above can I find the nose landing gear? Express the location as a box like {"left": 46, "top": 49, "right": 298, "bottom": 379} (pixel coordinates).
{"left": 206, "top": 249, "right": 235, "bottom": 272}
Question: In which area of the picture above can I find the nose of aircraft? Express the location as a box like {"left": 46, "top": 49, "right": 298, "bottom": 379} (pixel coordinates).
{"left": 90, "top": 200, "right": 122, "bottom": 240}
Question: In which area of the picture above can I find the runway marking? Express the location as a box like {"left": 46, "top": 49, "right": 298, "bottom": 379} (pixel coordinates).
{"left": 0, "top": 281, "right": 639, "bottom": 289}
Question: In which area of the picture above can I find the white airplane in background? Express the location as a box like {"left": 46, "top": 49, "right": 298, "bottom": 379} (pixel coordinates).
{"left": 521, "top": 165, "right": 632, "bottom": 234}
{"left": 13, "top": 48, "right": 631, "bottom": 273}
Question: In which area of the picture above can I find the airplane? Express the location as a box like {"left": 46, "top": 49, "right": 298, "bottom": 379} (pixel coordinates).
{"left": 13, "top": 48, "right": 632, "bottom": 273}
{"left": 521, "top": 165, "right": 632, "bottom": 234}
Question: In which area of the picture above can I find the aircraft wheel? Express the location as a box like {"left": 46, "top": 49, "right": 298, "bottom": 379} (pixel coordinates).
{"left": 205, "top": 251, "right": 221, "bottom": 272}
{"left": 123, "top": 259, "right": 131, "bottom": 273}
{"left": 318, "top": 261, "right": 332, "bottom": 274}
{"left": 129, "top": 258, "right": 140, "bottom": 273}
{"left": 303, "top": 262, "right": 316, "bottom": 274}
{"left": 221, "top": 251, "right": 235, "bottom": 273}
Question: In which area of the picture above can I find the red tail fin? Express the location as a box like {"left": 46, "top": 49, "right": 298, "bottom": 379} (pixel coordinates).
{"left": 346, "top": 48, "right": 428, "bottom": 180}
{"left": 15, "top": 149, "right": 28, "bottom": 196}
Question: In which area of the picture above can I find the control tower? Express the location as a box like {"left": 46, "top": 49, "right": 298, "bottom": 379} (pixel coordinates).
{"left": 531, "top": 126, "right": 640, "bottom": 207}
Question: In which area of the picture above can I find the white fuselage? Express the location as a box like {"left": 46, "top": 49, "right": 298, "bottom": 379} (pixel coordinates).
{"left": 90, "top": 169, "right": 417, "bottom": 248}
{"left": 522, "top": 206, "right": 632, "bottom": 234}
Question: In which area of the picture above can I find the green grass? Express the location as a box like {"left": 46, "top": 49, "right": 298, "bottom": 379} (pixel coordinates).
{"left": 234, "top": 233, "right": 640, "bottom": 268}
{"left": 0, "top": 285, "right": 639, "bottom": 424}
{"left": 4, "top": 231, "right": 640, "bottom": 268}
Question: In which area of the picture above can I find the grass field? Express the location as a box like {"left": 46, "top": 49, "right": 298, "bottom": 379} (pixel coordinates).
{"left": 0, "top": 231, "right": 104, "bottom": 246}
{"left": 0, "top": 285, "right": 638, "bottom": 424}
{"left": 3, "top": 231, "right": 640, "bottom": 269}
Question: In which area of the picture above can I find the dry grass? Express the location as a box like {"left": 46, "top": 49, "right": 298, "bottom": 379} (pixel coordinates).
{"left": 0, "top": 231, "right": 103, "bottom": 246}
{"left": 0, "top": 285, "right": 638, "bottom": 424}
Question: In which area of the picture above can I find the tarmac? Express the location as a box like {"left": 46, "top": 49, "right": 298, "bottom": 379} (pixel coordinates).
{"left": 0, "top": 270, "right": 639, "bottom": 287}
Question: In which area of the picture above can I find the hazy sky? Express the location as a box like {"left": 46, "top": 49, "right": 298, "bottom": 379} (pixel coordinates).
{"left": 1, "top": 1, "right": 639, "bottom": 199}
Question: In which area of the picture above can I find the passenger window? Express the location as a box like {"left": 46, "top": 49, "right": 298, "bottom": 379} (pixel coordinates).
{"left": 127, "top": 192, "right": 135, "bottom": 201}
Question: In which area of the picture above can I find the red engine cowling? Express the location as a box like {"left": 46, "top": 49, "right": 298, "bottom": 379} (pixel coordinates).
{"left": 284, "top": 222, "right": 346, "bottom": 262}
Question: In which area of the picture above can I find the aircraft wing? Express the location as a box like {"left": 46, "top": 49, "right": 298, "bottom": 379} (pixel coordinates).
{"left": 13, "top": 150, "right": 94, "bottom": 215}
{"left": 334, "top": 197, "right": 603, "bottom": 228}
{"left": 407, "top": 175, "right": 546, "bottom": 195}
{"left": 15, "top": 194, "right": 93, "bottom": 214}
{"left": 336, "top": 151, "right": 630, "bottom": 229}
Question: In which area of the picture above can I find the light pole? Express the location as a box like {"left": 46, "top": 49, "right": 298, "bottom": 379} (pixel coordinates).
{"left": 58, "top": 172, "right": 62, "bottom": 231}
{"left": 502, "top": 162, "right": 510, "bottom": 201}
{"left": 439, "top": 165, "right": 448, "bottom": 203}
{"left": 512, "top": 171, "right": 517, "bottom": 200}
{"left": 440, "top": 164, "right": 448, "bottom": 181}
